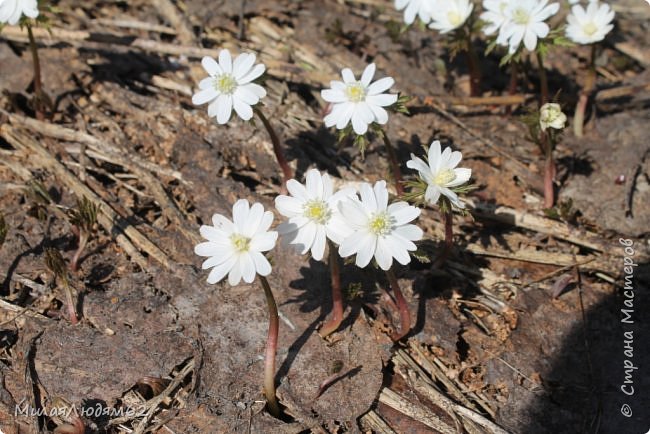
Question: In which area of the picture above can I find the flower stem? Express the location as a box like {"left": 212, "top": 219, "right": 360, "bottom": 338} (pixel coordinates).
{"left": 466, "top": 32, "right": 481, "bottom": 97}
{"left": 434, "top": 209, "right": 454, "bottom": 267}
{"left": 26, "top": 24, "right": 46, "bottom": 121}
{"left": 506, "top": 62, "right": 518, "bottom": 115}
{"left": 536, "top": 52, "right": 549, "bottom": 106}
{"left": 379, "top": 128, "right": 404, "bottom": 196}
{"left": 258, "top": 275, "right": 281, "bottom": 418}
{"left": 385, "top": 268, "right": 411, "bottom": 341}
{"left": 542, "top": 132, "right": 555, "bottom": 208}
{"left": 574, "top": 45, "right": 597, "bottom": 137}
{"left": 319, "top": 240, "right": 344, "bottom": 338}
{"left": 70, "top": 229, "right": 88, "bottom": 273}
{"left": 254, "top": 107, "right": 293, "bottom": 193}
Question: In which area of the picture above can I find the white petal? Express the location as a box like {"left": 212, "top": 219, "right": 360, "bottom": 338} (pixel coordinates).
{"left": 305, "top": 169, "right": 323, "bottom": 198}
{"left": 373, "top": 181, "right": 389, "bottom": 211}
{"left": 355, "top": 233, "right": 377, "bottom": 268}
{"left": 367, "top": 77, "right": 395, "bottom": 95}
{"left": 339, "top": 198, "right": 368, "bottom": 227}
{"left": 447, "top": 168, "right": 472, "bottom": 187}
{"left": 275, "top": 195, "right": 304, "bottom": 217}
{"left": 251, "top": 251, "right": 272, "bottom": 276}
{"left": 232, "top": 199, "right": 250, "bottom": 232}
{"left": 219, "top": 49, "right": 232, "bottom": 73}
{"left": 425, "top": 185, "right": 442, "bottom": 204}
{"left": 341, "top": 68, "right": 356, "bottom": 84}
{"left": 311, "top": 226, "right": 327, "bottom": 261}
{"left": 386, "top": 235, "right": 412, "bottom": 265}
{"left": 240, "top": 253, "right": 257, "bottom": 283}
{"left": 375, "top": 238, "right": 394, "bottom": 270}
{"left": 242, "top": 83, "right": 267, "bottom": 99}
{"left": 201, "top": 56, "right": 222, "bottom": 76}
{"left": 359, "top": 183, "right": 378, "bottom": 212}
{"left": 215, "top": 94, "right": 233, "bottom": 124}
{"left": 228, "top": 258, "right": 243, "bottom": 285}
{"left": 335, "top": 103, "right": 355, "bottom": 130}
{"left": 233, "top": 53, "right": 256, "bottom": 79}
{"left": 238, "top": 64, "right": 266, "bottom": 84}
{"left": 321, "top": 89, "right": 347, "bottom": 103}
{"left": 243, "top": 203, "right": 264, "bottom": 237}
{"left": 351, "top": 110, "right": 369, "bottom": 135}
{"left": 388, "top": 203, "right": 420, "bottom": 225}
{"left": 193, "top": 87, "right": 218, "bottom": 106}
{"left": 199, "top": 225, "right": 229, "bottom": 243}
{"left": 207, "top": 256, "right": 238, "bottom": 284}
{"left": 212, "top": 214, "right": 236, "bottom": 232}
{"left": 394, "top": 224, "right": 423, "bottom": 242}
{"left": 294, "top": 222, "right": 317, "bottom": 254}
{"left": 369, "top": 104, "right": 389, "bottom": 125}
{"left": 287, "top": 179, "right": 309, "bottom": 201}
{"left": 194, "top": 241, "right": 222, "bottom": 257}
{"left": 366, "top": 94, "right": 397, "bottom": 107}
{"left": 250, "top": 231, "right": 278, "bottom": 252}
{"left": 338, "top": 230, "right": 366, "bottom": 258}
{"left": 233, "top": 98, "right": 253, "bottom": 121}
{"left": 234, "top": 86, "right": 259, "bottom": 105}
{"left": 360, "top": 63, "right": 376, "bottom": 87}
{"left": 201, "top": 248, "right": 234, "bottom": 269}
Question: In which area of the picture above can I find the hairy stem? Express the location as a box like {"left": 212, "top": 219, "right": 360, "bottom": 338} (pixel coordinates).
{"left": 379, "top": 128, "right": 404, "bottom": 195}
{"left": 386, "top": 268, "right": 411, "bottom": 341}
{"left": 434, "top": 210, "right": 454, "bottom": 267}
{"left": 466, "top": 34, "right": 482, "bottom": 97}
{"left": 259, "top": 275, "right": 281, "bottom": 417}
{"left": 27, "top": 25, "right": 45, "bottom": 120}
{"left": 574, "top": 45, "right": 597, "bottom": 137}
{"left": 536, "top": 52, "right": 549, "bottom": 105}
{"left": 319, "top": 240, "right": 344, "bottom": 338}
{"left": 70, "top": 229, "right": 88, "bottom": 272}
{"left": 254, "top": 107, "right": 293, "bottom": 193}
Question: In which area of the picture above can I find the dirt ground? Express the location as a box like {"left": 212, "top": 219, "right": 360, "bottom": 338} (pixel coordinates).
{"left": 0, "top": 0, "right": 649, "bottom": 433}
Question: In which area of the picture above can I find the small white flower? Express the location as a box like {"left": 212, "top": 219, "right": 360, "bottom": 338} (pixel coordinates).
{"left": 321, "top": 63, "right": 398, "bottom": 136}
{"left": 338, "top": 181, "right": 422, "bottom": 270}
{"left": 195, "top": 199, "right": 277, "bottom": 286}
{"left": 394, "top": 0, "right": 436, "bottom": 25}
{"left": 566, "top": 1, "right": 615, "bottom": 45}
{"left": 428, "top": 0, "right": 473, "bottom": 34}
{"left": 539, "top": 102, "right": 567, "bottom": 131}
{"left": 497, "top": 0, "right": 560, "bottom": 54}
{"left": 0, "top": 0, "right": 38, "bottom": 25}
{"left": 192, "top": 49, "right": 267, "bottom": 124}
{"left": 481, "top": 0, "right": 511, "bottom": 35}
{"left": 275, "top": 169, "right": 356, "bottom": 261}
{"left": 406, "top": 140, "right": 472, "bottom": 208}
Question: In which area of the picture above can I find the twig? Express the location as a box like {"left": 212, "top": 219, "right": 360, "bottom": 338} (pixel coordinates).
{"left": 378, "top": 388, "right": 456, "bottom": 434}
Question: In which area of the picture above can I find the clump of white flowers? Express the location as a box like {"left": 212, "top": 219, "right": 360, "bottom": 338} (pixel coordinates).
{"left": 195, "top": 198, "right": 281, "bottom": 417}
{"left": 496, "top": 0, "right": 560, "bottom": 54}
{"left": 275, "top": 169, "right": 355, "bottom": 261}
{"left": 195, "top": 199, "right": 277, "bottom": 285}
{"left": 338, "top": 181, "right": 422, "bottom": 270}
{"left": 321, "top": 63, "right": 397, "bottom": 136}
{"left": 566, "top": 1, "right": 615, "bottom": 45}
{"left": 193, "top": 50, "right": 267, "bottom": 125}
{"left": 405, "top": 140, "right": 473, "bottom": 267}
{"left": 428, "top": 0, "right": 474, "bottom": 34}
{"left": 406, "top": 141, "right": 472, "bottom": 210}
{"left": 192, "top": 48, "right": 293, "bottom": 189}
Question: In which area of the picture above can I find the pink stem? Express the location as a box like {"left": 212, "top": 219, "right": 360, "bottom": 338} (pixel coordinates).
{"left": 259, "top": 275, "right": 281, "bottom": 417}
{"left": 386, "top": 269, "right": 411, "bottom": 341}
{"left": 319, "top": 241, "right": 344, "bottom": 337}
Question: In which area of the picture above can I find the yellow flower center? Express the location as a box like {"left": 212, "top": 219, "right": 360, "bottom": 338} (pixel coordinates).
{"left": 345, "top": 83, "right": 367, "bottom": 102}
{"left": 303, "top": 200, "right": 330, "bottom": 225}
{"left": 215, "top": 74, "right": 238, "bottom": 94}
{"left": 368, "top": 212, "right": 394, "bottom": 236}
{"left": 230, "top": 234, "right": 251, "bottom": 252}
{"left": 447, "top": 10, "right": 462, "bottom": 26}
{"left": 512, "top": 8, "right": 530, "bottom": 25}
{"left": 582, "top": 22, "right": 598, "bottom": 36}
{"left": 434, "top": 169, "right": 457, "bottom": 186}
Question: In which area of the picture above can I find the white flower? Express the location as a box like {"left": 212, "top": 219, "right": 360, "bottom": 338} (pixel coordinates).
{"left": 406, "top": 140, "right": 472, "bottom": 208}
{"left": 394, "top": 0, "right": 436, "bottom": 25}
{"left": 481, "top": 0, "right": 511, "bottom": 35}
{"left": 566, "top": 1, "right": 615, "bottom": 45}
{"left": 0, "top": 0, "right": 38, "bottom": 25}
{"left": 539, "top": 103, "right": 567, "bottom": 131}
{"left": 275, "top": 169, "right": 356, "bottom": 261}
{"left": 195, "top": 199, "right": 277, "bottom": 286}
{"left": 338, "top": 181, "right": 422, "bottom": 270}
{"left": 497, "top": 0, "right": 560, "bottom": 54}
{"left": 321, "top": 63, "right": 398, "bottom": 136}
{"left": 192, "top": 49, "right": 267, "bottom": 124}
{"left": 428, "top": 0, "right": 473, "bottom": 34}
